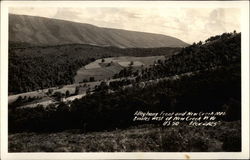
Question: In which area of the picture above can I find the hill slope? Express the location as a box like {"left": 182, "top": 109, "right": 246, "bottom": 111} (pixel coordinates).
{"left": 9, "top": 14, "right": 189, "bottom": 48}
{"left": 115, "top": 32, "right": 241, "bottom": 80}
{"left": 9, "top": 43, "right": 181, "bottom": 94}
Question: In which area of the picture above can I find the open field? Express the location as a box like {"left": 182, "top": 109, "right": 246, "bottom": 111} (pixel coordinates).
{"left": 8, "top": 76, "right": 126, "bottom": 108}
{"left": 8, "top": 71, "right": 193, "bottom": 109}
{"left": 84, "top": 56, "right": 165, "bottom": 68}
{"left": 8, "top": 82, "right": 97, "bottom": 108}
{"left": 74, "top": 56, "right": 165, "bottom": 83}
{"left": 9, "top": 121, "right": 241, "bottom": 152}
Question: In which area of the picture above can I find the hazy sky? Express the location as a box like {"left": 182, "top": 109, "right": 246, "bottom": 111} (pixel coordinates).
{"left": 9, "top": 7, "right": 241, "bottom": 43}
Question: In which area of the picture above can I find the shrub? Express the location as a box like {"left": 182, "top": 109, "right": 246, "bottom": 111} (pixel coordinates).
{"left": 222, "top": 131, "right": 241, "bottom": 151}
{"left": 161, "top": 129, "right": 185, "bottom": 152}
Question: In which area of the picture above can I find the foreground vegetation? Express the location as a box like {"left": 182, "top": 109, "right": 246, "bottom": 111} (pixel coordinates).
{"left": 9, "top": 121, "right": 241, "bottom": 152}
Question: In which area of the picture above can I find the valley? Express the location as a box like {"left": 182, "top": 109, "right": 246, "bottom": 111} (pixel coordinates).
{"left": 7, "top": 13, "right": 242, "bottom": 152}
{"left": 74, "top": 56, "right": 165, "bottom": 83}
{"left": 9, "top": 43, "right": 181, "bottom": 94}
{"left": 8, "top": 67, "right": 193, "bottom": 109}
{"left": 8, "top": 55, "right": 184, "bottom": 109}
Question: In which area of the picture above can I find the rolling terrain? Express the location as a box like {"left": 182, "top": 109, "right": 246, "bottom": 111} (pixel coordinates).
{"left": 8, "top": 55, "right": 169, "bottom": 109}
{"left": 9, "top": 14, "right": 186, "bottom": 94}
{"left": 74, "top": 56, "right": 165, "bottom": 83}
{"left": 9, "top": 14, "right": 189, "bottom": 48}
{"left": 8, "top": 13, "right": 241, "bottom": 152}
{"left": 9, "top": 43, "right": 181, "bottom": 94}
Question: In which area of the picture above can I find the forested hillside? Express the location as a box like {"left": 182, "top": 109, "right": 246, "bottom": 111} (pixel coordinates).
{"left": 114, "top": 32, "right": 240, "bottom": 80}
{"left": 9, "top": 14, "right": 188, "bottom": 48}
{"left": 9, "top": 44, "right": 180, "bottom": 94}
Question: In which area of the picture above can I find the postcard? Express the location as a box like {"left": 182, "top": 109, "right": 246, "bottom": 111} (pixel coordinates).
{"left": 1, "top": 1, "right": 249, "bottom": 159}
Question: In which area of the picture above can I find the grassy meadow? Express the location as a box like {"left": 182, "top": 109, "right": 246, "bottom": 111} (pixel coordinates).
{"left": 74, "top": 56, "right": 165, "bottom": 83}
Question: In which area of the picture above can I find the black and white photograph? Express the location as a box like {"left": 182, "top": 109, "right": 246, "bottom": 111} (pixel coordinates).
{"left": 1, "top": 1, "right": 249, "bottom": 159}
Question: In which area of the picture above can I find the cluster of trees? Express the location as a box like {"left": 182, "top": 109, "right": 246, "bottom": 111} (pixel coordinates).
{"left": 113, "top": 66, "right": 138, "bottom": 78}
{"left": 108, "top": 79, "right": 134, "bottom": 90}
{"left": 205, "top": 31, "right": 237, "bottom": 43}
{"left": 115, "top": 32, "right": 240, "bottom": 81}
{"left": 9, "top": 95, "right": 42, "bottom": 109}
{"left": 9, "top": 43, "right": 180, "bottom": 94}
{"left": 9, "top": 54, "right": 87, "bottom": 94}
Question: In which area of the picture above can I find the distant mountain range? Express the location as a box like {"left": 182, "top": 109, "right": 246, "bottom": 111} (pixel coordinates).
{"left": 9, "top": 14, "right": 189, "bottom": 48}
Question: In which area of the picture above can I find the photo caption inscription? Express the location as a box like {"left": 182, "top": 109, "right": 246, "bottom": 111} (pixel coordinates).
{"left": 133, "top": 110, "right": 226, "bottom": 127}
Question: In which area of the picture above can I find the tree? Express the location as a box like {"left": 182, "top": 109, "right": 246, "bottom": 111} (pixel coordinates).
{"left": 197, "top": 41, "right": 202, "bottom": 45}
{"left": 90, "top": 58, "right": 96, "bottom": 62}
{"left": 97, "top": 81, "right": 108, "bottom": 92}
{"left": 65, "top": 90, "right": 70, "bottom": 97}
{"left": 53, "top": 92, "right": 62, "bottom": 101}
{"left": 47, "top": 89, "right": 53, "bottom": 95}
{"left": 75, "top": 86, "right": 80, "bottom": 95}
{"left": 89, "top": 77, "right": 95, "bottom": 82}
{"left": 86, "top": 87, "right": 91, "bottom": 95}
{"left": 82, "top": 79, "right": 88, "bottom": 83}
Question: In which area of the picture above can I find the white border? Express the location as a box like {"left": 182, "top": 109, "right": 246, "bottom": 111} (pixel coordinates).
{"left": 1, "top": 1, "right": 249, "bottom": 159}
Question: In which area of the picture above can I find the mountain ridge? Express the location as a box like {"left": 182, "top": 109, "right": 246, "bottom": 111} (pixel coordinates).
{"left": 9, "top": 14, "right": 189, "bottom": 48}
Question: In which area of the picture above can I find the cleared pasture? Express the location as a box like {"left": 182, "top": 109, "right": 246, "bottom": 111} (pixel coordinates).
{"left": 74, "top": 67, "right": 116, "bottom": 83}
{"left": 74, "top": 56, "right": 165, "bottom": 83}
{"left": 84, "top": 62, "right": 101, "bottom": 69}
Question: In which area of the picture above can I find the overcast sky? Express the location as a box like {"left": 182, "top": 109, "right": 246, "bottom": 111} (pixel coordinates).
{"left": 9, "top": 7, "right": 241, "bottom": 43}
